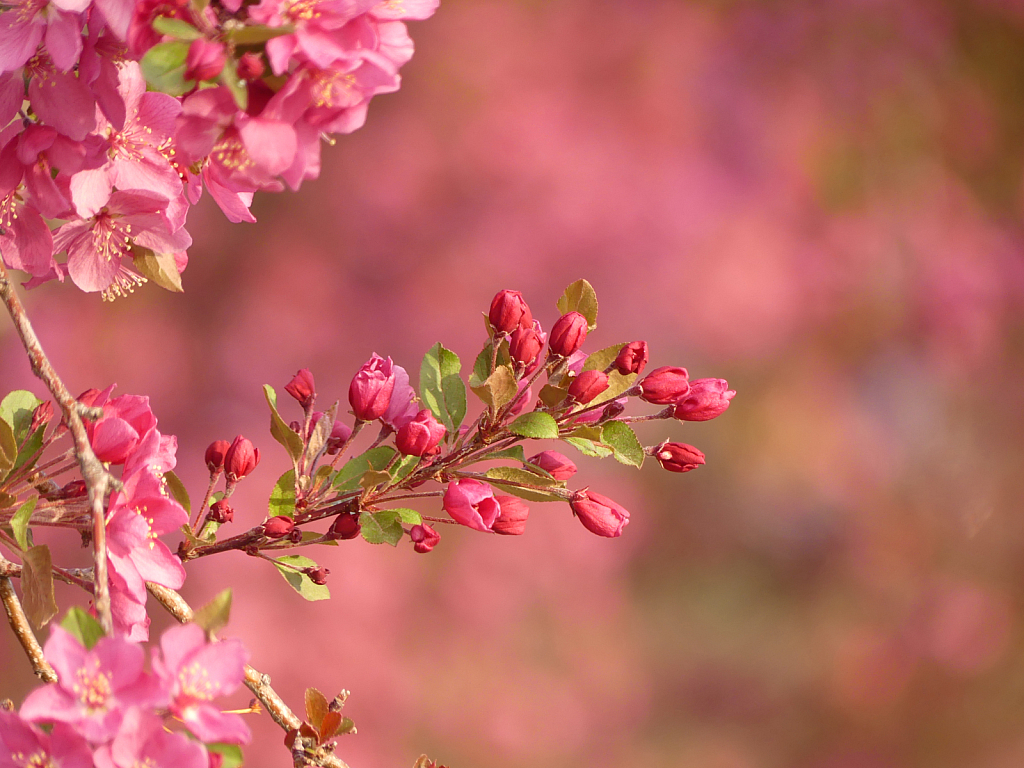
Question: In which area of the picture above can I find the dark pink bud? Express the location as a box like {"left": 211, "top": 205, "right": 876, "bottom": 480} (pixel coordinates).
{"left": 325, "top": 421, "right": 353, "bottom": 455}
{"left": 237, "top": 51, "right": 265, "bottom": 80}
{"left": 396, "top": 409, "right": 447, "bottom": 456}
{"left": 528, "top": 450, "right": 577, "bottom": 481}
{"left": 570, "top": 490, "right": 630, "bottom": 538}
{"left": 614, "top": 341, "right": 649, "bottom": 376}
{"left": 638, "top": 366, "right": 690, "bottom": 404}
{"left": 348, "top": 353, "right": 396, "bottom": 421}
{"left": 185, "top": 38, "right": 226, "bottom": 82}
{"left": 329, "top": 513, "right": 361, "bottom": 540}
{"left": 492, "top": 496, "right": 529, "bottom": 535}
{"left": 443, "top": 478, "right": 500, "bottom": 531}
{"left": 488, "top": 290, "right": 532, "bottom": 333}
{"left": 568, "top": 370, "right": 609, "bottom": 404}
{"left": 548, "top": 311, "right": 588, "bottom": 357}
{"left": 209, "top": 500, "right": 234, "bottom": 523}
{"left": 509, "top": 326, "right": 544, "bottom": 366}
{"left": 262, "top": 516, "right": 295, "bottom": 539}
{"left": 224, "top": 435, "right": 260, "bottom": 481}
{"left": 30, "top": 401, "right": 53, "bottom": 432}
{"left": 284, "top": 368, "right": 316, "bottom": 408}
{"left": 601, "top": 399, "right": 626, "bottom": 421}
{"left": 205, "top": 440, "right": 230, "bottom": 473}
{"left": 672, "top": 378, "right": 736, "bottom": 421}
{"left": 654, "top": 442, "right": 705, "bottom": 473}
{"left": 410, "top": 523, "right": 441, "bottom": 553}
{"left": 305, "top": 566, "right": 330, "bottom": 585}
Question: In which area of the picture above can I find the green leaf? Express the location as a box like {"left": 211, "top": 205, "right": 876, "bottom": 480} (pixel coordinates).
{"left": 358, "top": 510, "right": 403, "bottom": 546}
{"left": 484, "top": 445, "right": 526, "bottom": 463}
{"left": 133, "top": 248, "right": 183, "bottom": 293}
{"left": 332, "top": 446, "right": 396, "bottom": 491}
{"left": 470, "top": 365, "right": 516, "bottom": 411}
{"left": 469, "top": 340, "right": 511, "bottom": 388}
{"left": 152, "top": 15, "right": 202, "bottom": 40}
{"left": 225, "top": 23, "right": 294, "bottom": 45}
{"left": 11, "top": 497, "right": 36, "bottom": 551}
{"left": 600, "top": 421, "right": 644, "bottom": 468}
{"left": 272, "top": 555, "right": 330, "bottom": 601}
{"left": 263, "top": 385, "right": 304, "bottom": 463}
{"left": 269, "top": 469, "right": 296, "bottom": 517}
{"left": 564, "top": 436, "right": 613, "bottom": 459}
{"left": 508, "top": 412, "right": 559, "bottom": 439}
{"left": 419, "top": 343, "right": 466, "bottom": 435}
{"left": 392, "top": 454, "right": 420, "bottom": 482}
{"left": 538, "top": 384, "right": 568, "bottom": 409}
{"left": 13, "top": 425, "right": 44, "bottom": 473}
{"left": 163, "top": 470, "right": 191, "bottom": 516}
{"left": 359, "top": 470, "right": 391, "bottom": 490}
{"left": 140, "top": 40, "right": 192, "bottom": 96}
{"left": 193, "top": 589, "right": 232, "bottom": 635}
{"left": 484, "top": 466, "right": 567, "bottom": 503}
{"left": 206, "top": 745, "right": 244, "bottom": 768}
{"left": 391, "top": 508, "right": 422, "bottom": 525}
{"left": 0, "top": 390, "right": 42, "bottom": 440}
{"left": 61, "top": 606, "right": 105, "bottom": 649}
{"left": 21, "top": 545, "right": 57, "bottom": 628}
{"left": 578, "top": 343, "right": 637, "bottom": 406}
{"left": 0, "top": 419, "right": 16, "bottom": 477}
{"left": 556, "top": 279, "right": 598, "bottom": 331}
{"left": 219, "top": 56, "right": 247, "bottom": 110}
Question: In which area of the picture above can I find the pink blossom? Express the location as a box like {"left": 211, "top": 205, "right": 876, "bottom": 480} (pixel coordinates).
{"left": 382, "top": 363, "right": 418, "bottom": 429}
{"left": 0, "top": 710, "right": 93, "bottom": 768}
{"left": 443, "top": 478, "right": 500, "bottom": 532}
{"left": 93, "top": 709, "right": 208, "bottom": 768}
{"left": 24, "top": 54, "right": 97, "bottom": 141}
{"left": 0, "top": 0, "right": 87, "bottom": 75}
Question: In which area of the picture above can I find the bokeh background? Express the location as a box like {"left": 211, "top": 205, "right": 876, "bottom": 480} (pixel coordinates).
{"left": 5, "top": 0, "right": 1024, "bottom": 765}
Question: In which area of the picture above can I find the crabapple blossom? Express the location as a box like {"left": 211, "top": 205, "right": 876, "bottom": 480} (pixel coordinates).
{"left": 570, "top": 490, "right": 631, "bottom": 538}
{"left": 673, "top": 378, "right": 736, "bottom": 421}
{"left": 443, "top": 478, "right": 500, "bottom": 532}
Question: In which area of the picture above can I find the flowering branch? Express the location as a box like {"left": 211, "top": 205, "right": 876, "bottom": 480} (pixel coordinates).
{"left": 0, "top": 558, "right": 57, "bottom": 683}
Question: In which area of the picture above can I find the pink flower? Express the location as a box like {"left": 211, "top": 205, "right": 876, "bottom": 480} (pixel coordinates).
{"left": 443, "top": 478, "right": 500, "bottom": 532}
{"left": 93, "top": 708, "right": 208, "bottom": 768}
{"left": 0, "top": 0, "right": 86, "bottom": 75}
{"left": 0, "top": 710, "right": 93, "bottom": 768}
{"left": 152, "top": 623, "right": 251, "bottom": 744}
{"left": 88, "top": 393, "right": 157, "bottom": 465}
{"left": 409, "top": 522, "right": 440, "bottom": 553}
{"left": 395, "top": 408, "right": 446, "bottom": 456}
{"left": 349, "top": 353, "right": 396, "bottom": 421}
{"left": 672, "top": 378, "right": 736, "bottom": 421}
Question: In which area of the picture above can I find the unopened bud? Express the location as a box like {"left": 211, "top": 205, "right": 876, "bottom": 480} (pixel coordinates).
{"left": 653, "top": 442, "right": 705, "bottom": 473}
{"left": 328, "top": 513, "right": 361, "bottom": 540}
{"left": 205, "top": 439, "right": 230, "bottom": 473}
{"left": 185, "top": 38, "right": 226, "bottom": 82}
{"left": 237, "top": 51, "right": 265, "bottom": 80}
{"left": 224, "top": 435, "right": 260, "bottom": 481}
{"left": 569, "top": 489, "right": 630, "bottom": 538}
{"left": 396, "top": 409, "right": 447, "bottom": 456}
{"left": 284, "top": 368, "right": 316, "bottom": 409}
{"left": 509, "top": 326, "right": 544, "bottom": 366}
{"left": 305, "top": 566, "right": 330, "bottom": 585}
{"left": 492, "top": 496, "right": 529, "bottom": 535}
{"left": 325, "top": 421, "right": 353, "bottom": 454}
{"left": 548, "top": 311, "right": 588, "bottom": 357}
{"left": 349, "top": 353, "right": 396, "bottom": 421}
{"left": 672, "top": 378, "right": 736, "bottom": 421}
{"left": 488, "top": 289, "right": 532, "bottom": 333}
{"left": 638, "top": 366, "right": 690, "bottom": 404}
{"left": 614, "top": 341, "right": 649, "bottom": 376}
{"left": 30, "top": 401, "right": 53, "bottom": 432}
{"left": 262, "top": 516, "right": 295, "bottom": 539}
{"left": 600, "top": 399, "right": 626, "bottom": 421}
{"left": 209, "top": 500, "right": 234, "bottom": 523}
{"left": 568, "top": 370, "right": 609, "bottom": 404}
{"left": 409, "top": 523, "right": 440, "bottom": 553}
{"left": 527, "top": 450, "right": 577, "bottom": 481}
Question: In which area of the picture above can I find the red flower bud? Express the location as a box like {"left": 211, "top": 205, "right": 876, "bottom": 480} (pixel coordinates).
{"left": 548, "top": 311, "right": 588, "bottom": 357}
{"left": 492, "top": 496, "right": 529, "bottom": 535}
{"left": 325, "top": 420, "right": 353, "bottom": 455}
{"left": 284, "top": 368, "right": 316, "bottom": 408}
{"left": 30, "top": 401, "right": 53, "bottom": 432}
{"left": 570, "top": 490, "right": 630, "bottom": 538}
{"left": 237, "top": 51, "right": 265, "bottom": 80}
{"left": 614, "top": 341, "right": 649, "bottom": 376}
{"left": 396, "top": 408, "right": 447, "bottom": 456}
{"left": 509, "top": 326, "right": 544, "bottom": 365}
{"left": 209, "top": 500, "right": 234, "bottom": 523}
{"left": 205, "top": 439, "right": 230, "bottom": 473}
{"left": 672, "top": 378, "right": 736, "bottom": 421}
{"left": 654, "top": 442, "right": 705, "bottom": 473}
{"left": 262, "top": 516, "right": 295, "bottom": 539}
{"left": 410, "top": 523, "right": 441, "bottom": 553}
{"left": 568, "top": 370, "right": 609, "bottom": 404}
{"left": 638, "top": 366, "right": 690, "bottom": 404}
{"left": 443, "top": 478, "right": 500, "bottom": 531}
{"left": 224, "top": 435, "right": 260, "bottom": 481}
{"left": 329, "top": 513, "right": 361, "bottom": 540}
{"left": 348, "top": 353, "right": 396, "bottom": 421}
{"left": 488, "top": 289, "right": 532, "bottom": 333}
{"left": 528, "top": 450, "right": 577, "bottom": 481}
{"left": 185, "top": 38, "right": 226, "bottom": 82}
{"left": 305, "top": 566, "right": 330, "bottom": 585}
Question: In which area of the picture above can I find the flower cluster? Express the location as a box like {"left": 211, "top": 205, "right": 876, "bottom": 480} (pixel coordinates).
{"left": 0, "top": 0, "right": 437, "bottom": 299}
{"left": 1, "top": 615, "right": 249, "bottom": 768}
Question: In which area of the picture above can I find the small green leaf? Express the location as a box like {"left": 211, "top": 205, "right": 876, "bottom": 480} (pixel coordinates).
{"left": 484, "top": 466, "right": 566, "bottom": 502}
{"left": 601, "top": 421, "right": 644, "bottom": 468}
{"left": 263, "top": 385, "right": 303, "bottom": 463}
{"left": 0, "top": 390, "right": 42, "bottom": 440}
{"left": 21, "top": 545, "right": 57, "bottom": 628}
{"left": 420, "top": 343, "right": 466, "bottom": 435}
{"left": 152, "top": 15, "right": 202, "bottom": 39}
{"left": 508, "top": 412, "right": 559, "bottom": 439}
{"left": 13, "top": 424, "right": 45, "bottom": 472}
{"left": 133, "top": 248, "right": 183, "bottom": 293}
{"left": 358, "top": 510, "right": 403, "bottom": 546}
{"left": 470, "top": 365, "right": 516, "bottom": 411}
{"left": 333, "top": 446, "right": 396, "bottom": 491}
{"left": 61, "top": 606, "right": 105, "bottom": 649}
{"left": 556, "top": 279, "right": 598, "bottom": 331}
{"left": 219, "top": 56, "right": 248, "bottom": 110}
{"left": 140, "top": 40, "right": 192, "bottom": 96}
{"left": 11, "top": 497, "right": 36, "bottom": 551}
{"left": 484, "top": 445, "right": 526, "bottom": 463}
{"left": 391, "top": 508, "right": 422, "bottom": 525}
{"left": 163, "top": 470, "right": 191, "bottom": 516}
{"left": 193, "top": 588, "right": 232, "bottom": 635}
{"left": 206, "top": 745, "right": 243, "bottom": 768}
{"left": 469, "top": 340, "right": 510, "bottom": 388}
{"left": 225, "top": 23, "right": 295, "bottom": 45}
{"left": 564, "top": 436, "right": 613, "bottom": 459}
{"left": 272, "top": 555, "right": 330, "bottom": 601}
{"left": 392, "top": 454, "right": 420, "bottom": 482}
{"left": 359, "top": 470, "right": 391, "bottom": 490}
{"left": 269, "top": 469, "right": 296, "bottom": 517}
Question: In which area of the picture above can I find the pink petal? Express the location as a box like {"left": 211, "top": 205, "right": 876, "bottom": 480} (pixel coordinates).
{"left": 205, "top": 169, "right": 256, "bottom": 223}
{"left": 145, "top": 729, "right": 209, "bottom": 768}
{"left": 239, "top": 118, "right": 296, "bottom": 176}
{"left": 0, "top": 205, "right": 55, "bottom": 277}
{"left": 92, "top": 0, "right": 134, "bottom": 39}
{"left": 39, "top": 626, "right": 87, "bottom": 690}
{"left": 44, "top": 11, "right": 83, "bottom": 72}
{"left": 129, "top": 539, "right": 185, "bottom": 589}
{"left": 0, "top": 18, "right": 43, "bottom": 73}
{"left": 28, "top": 68, "right": 96, "bottom": 141}
{"left": 109, "top": 149, "right": 182, "bottom": 201}
{"left": 136, "top": 91, "right": 182, "bottom": 139}
{"left": 19, "top": 685, "right": 78, "bottom": 725}
{"left": 66, "top": 233, "right": 120, "bottom": 292}
{"left": 157, "top": 623, "right": 206, "bottom": 677}
{"left": 182, "top": 704, "right": 251, "bottom": 745}
{"left": 0, "top": 73, "right": 25, "bottom": 126}
{"left": 68, "top": 167, "right": 113, "bottom": 218}
{"left": 93, "top": 635, "right": 146, "bottom": 692}
{"left": 91, "top": 416, "right": 140, "bottom": 464}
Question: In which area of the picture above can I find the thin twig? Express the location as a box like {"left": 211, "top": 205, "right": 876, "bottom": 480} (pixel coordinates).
{"left": 0, "top": 560, "right": 57, "bottom": 682}
{"left": 0, "top": 262, "right": 113, "bottom": 633}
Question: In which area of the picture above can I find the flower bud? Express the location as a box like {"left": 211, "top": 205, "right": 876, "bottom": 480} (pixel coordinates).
{"left": 396, "top": 408, "right": 447, "bottom": 456}
{"left": 325, "top": 421, "right": 353, "bottom": 455}
{"left": 185, "top": 38, "right": 226, "bottom": 82}
{"left": 209, "top": 500, "right": 234, "bottom": 523}
{"left": 30, "top": 401, "right": 53, "bottom": 432}
{"left": 672, "top": 378, "right": 736, "bottom": 421}
{"left": 329, "top": 513, "right": 361, "bottom": 540}
{"left": 638, "top": 366, "right": 690, "bottom": 404}
{"left": 205, "top": 440, "right": 230, "bottom": 473}
{"left": 224, "top": 435, "right": 260, "bottom": 481}
{"left": 528, "top": 450, "right": 577, "bottom": 481}
{"left": 410, "top": 523, "right": 440, "bottom": 553}
{"left": 570, "top": 489, "right": 630, "bottom": 538}
{"left": 548, "top": 311, "right": 588, "bottom": 357}
{"left": 654, "top": 442, "right": 705, "bottom": 473}
{"left": 237, "top": 51, "right": 265, "bottom": 80}
{"left": 348, "top": 353, "right": 396, "bottom": 421}
{"left": 488, "top": 289, "right": 532, "bottom": 333}
{"left": 600, "top": 399, "right": 627, "bottom": 421}
{"left": 305, "top": 566, "right": 330, "bottom": 585}
{"left": 509, "top": 326, "right": 544, "bottom": 366}
{"left": 492, "top": 496, "right": 529, "bottom": 535}
{"left": 443, "top": 478, "right": 500, "bottom": 531}
{"left": 262, "top": 515, "right": 295, "bottom": 539}
{"left": 614, "top": 341, "right": 649, "bottom": 376}
{"left": 568, "top": 370, "right": 609, "bottom": 404}
{"left": 284, "top": 368, "right": 316, "bottom": 409}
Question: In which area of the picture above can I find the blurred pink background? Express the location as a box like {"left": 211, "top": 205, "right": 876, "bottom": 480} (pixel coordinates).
{"left": 5, "top": 0, "right": 1024, "bottom": 765}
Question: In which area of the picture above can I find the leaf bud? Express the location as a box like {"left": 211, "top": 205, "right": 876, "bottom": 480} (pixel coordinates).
{"left": 224, "top": 435, "right": 260, "bottom": 481}
{"left": 492, "top": 496, "right": 529, "bottom": 535}
{"left": 509, "top": 326, "right": 544, "bottom": 366}
{"left": 409, "top": 523, "right": 440, "bottom": 553}
{"left": 348, "top": 353, "right": 396, "bottom": 421}
{"left": 185, "top": 38, "right": 226, "bottom": 82}
{"left": 568, "top": 370, "right": 609, "bottom": 404}
{"left": 305, "top": 566, "right": 330, "bottom": 585}
{"left": 284, "top": 368, "right": 316, "bottom": 409}
{"left": 262, "top": 515, "right": 295, "bottom": 539}
{"left": 614, "top": 341, "right": 649, "bottom": 376}
{"left": 396, "top": 409, "right": 447, "bottom": 456}
{"left": 328, "top": 513, "right": 361, "bottom": 540}
{"left": 569, "top": 489, "right": 630, "bottom": 538}
{"left": 653, "top": 441, "right": 705, "bottom": 473}
{"left": 528, "top": 450, "right": 577, "bottom": 481}
{"left": 672, "top": 378, "right": 736, "bottom": 421}
{"left": 209, "top": 500, "right": 234, "bottom": 523}
{"left": 488, "top": 289, "right": 532, "bottom": 333}
{"left": 638, "top": 366, "right": 690, "bottom": 404}
{"left": 548, "top": 311, "right": 588, "bottom": 357}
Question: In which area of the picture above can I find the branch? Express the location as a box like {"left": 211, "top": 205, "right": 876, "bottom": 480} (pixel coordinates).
{"left": 0, "top": 262, "right": 113, "bottom": 633}
{"left": 146, "top": 583, "right": 351, "bottom": 768}
{"left": 0, "top": 557, "right": 57, "bottom": 682}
